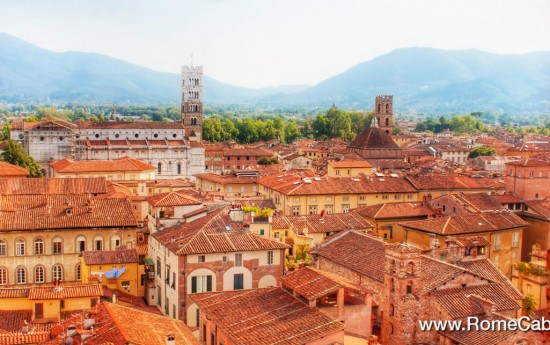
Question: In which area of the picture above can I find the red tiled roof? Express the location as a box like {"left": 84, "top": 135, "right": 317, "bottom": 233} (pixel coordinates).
{"left": 257, "top": 173, "right": 416, "bottom": 195}
{"left": 524, "top": 199, "right": 550, "bottom": 220}
{"left": 152, "top": 208, "right": 289, "bottom": 255}
{"left": 193, "top": 173, "right": 257, "bottom": 185}
{"left": 311, "top": 230, "right": 385, "bottom": 283}
{"left": 82, "top": 249, "right": 139, "bottom": 265}
{"left": 454, "top": 259, "right": 521, "bottom": 300}
{"left": 83, "top": 302, "right": 199, "bottom": 345}
{"left": 28, "top": 284, "right": 103, "bottom": 300}
{"left": 399, "top": 212, "right": 527, "bottom": 235}
{"left": 0, "top": 310, "right": 32, "bottom": 333}
{"left": 433, "top": 284, "right": 519, "bottom": 318}
{"left": 191, "top": 287, "right": 344, "bottom": 345}
{"left": 349, "top": 126, "right": 399, "bottom": 149}
{"left": 0, "top": 331, "right": 50, "bottom": 345}
{"left": 492, "top": 193, "right": 523, "bottom": 204}
{"left": 355, "top": 202, "right": 434, "bottom": 219}
{"left": 153, "top": 178, "right": 194, "bottom": 188}
{"left": 0, "top": 177, "right": 107, "bottom": 195}
{"left": 279, "top": 267, "right": 369, "bottom": 300}
{"left": 0, "top": 194, "right": 137, "bottom": 231}
{"left": 439, "top": 314, "right": 518, "bottom": 345}
{"left": 146, "top": 191, "right": 202, "bottom": 207}
{"left": 223, "top": 147, "right": 275, "bottom": 157}
{"left": 405, "top": 175, "right": 504, "bottom": 190}
{"left": 50, "top": 157, "right": 155, "bottom": 173}
{"left": 0, "top": 162, "right": 29, "bottom": 178}
{"left": 0, "top": 288, "right": 30, "bottom": 299}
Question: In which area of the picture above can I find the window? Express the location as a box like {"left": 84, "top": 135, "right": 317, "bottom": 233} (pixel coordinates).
{"left": 76, "top": 236, "right": 86, "bottom": 253}
{"left": 52, "top": 265, "right": 63, "bottom": 282}
{"left": 390, "top": 304, "right": 395, "bottom": 316}
{"left": 16, "top": 267, "right": 26, "bottom": 284}
{"left": 512, "top": 232, "right": 519, "bottom": 248}
{"left": 233, "top": 273, "right": 244, "bottom": 290}
{"left": 359, "top": 196, "right": 366, "bottom": 201}
{"left": 110, "top": 236, "right": 121, "bottom": 250}
{"left": 94, "top": 237, "right": 103, "bottom": 251}
{"left": 493, "top": 235, "right": 501, "bottom": 250}
{"left": 76, "top": 264, "right": 81, "bottom": 281}
{"left": 293, "top": 197, "right": 300, "bottom": 203}
{"left": 342, "top": 195, "right": 349, "bottom": 202}
{"left": 157, "top": 163, "right": 162, "bottom": 174}
{"left": 156, "top": 258, "right": 161, "bottom": 276}
{"left": 0, "top": 240, "right": 6, "bottom": 256}
{"left": 382, "top": 195, "right": 389, "bottom": 200}
{"left": 309, "top": 197, "right": 317, "bottom": 202}
{"left": 34, "top": 239, "right": 44, "bottom": 255}
{"left": 309, "top": 205, "right": 318, "bottom": 214}
{"left": 0, "top": 268, "right": 7, "bottom": 285}
{"left": 34, "top": 266, "right": 45, "bottom": 283}
{"left": 235, "top": 253, "right": 243, "bottom": 267}
{"left": 325, "top": 196, "right": 332, "bottom": 202}
{"left": 52, "top": 237, "right": 63, "bottom": 254}
{"left": 292, "top": 206, "right": 300, "bottom": 216}
{"left": 177, "top": 163, "right": 182, "bottom": 175}
{"left": 342, "top": 205, "right": 350, "bottom": 213}
{"left": 191, "top": 275, "right": 212, "bottom": 293}
{"left": 16, "top": 239, "right": 25, "bottom": 256}
{"left": 407, "top": 194, "right": 414, "bottom": 200}
{"left": 394, "top": 195, "right": 401, "bottom": 200}
{"left": 494, "top": 254, "right": 499, "bottom": 264}
{"left": 267, "top": 251, "right": 274, "bottom": 265}
{"left": 198, "top": 255, "right": 205, "bottom": 263}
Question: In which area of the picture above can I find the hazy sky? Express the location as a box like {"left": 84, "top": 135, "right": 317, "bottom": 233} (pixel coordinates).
{"left": 1, "top": 0, "right": 549, "bottom": 88}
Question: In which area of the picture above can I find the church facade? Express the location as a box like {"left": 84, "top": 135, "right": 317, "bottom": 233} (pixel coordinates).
{"left": 10, "top": 66, "right": 205, "bottom": 180}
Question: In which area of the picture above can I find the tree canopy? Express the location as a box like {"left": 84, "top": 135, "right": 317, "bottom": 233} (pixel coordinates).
{"left": 468, "top": 146, "right": 497, "bottom": 159}
{"left": 1, "top": 140, "right": 43, "bottom": 177}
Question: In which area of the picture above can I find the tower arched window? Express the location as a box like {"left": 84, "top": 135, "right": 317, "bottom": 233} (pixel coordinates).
{"left": 406, "top": 281, "right": 413, "bottom": 294}
{"left": 158, "top": 163, "right": 162, "bottom": 174}
{"left": 378, "top": 104, "right": 381, "bottom": 113}
{"left": 389, "top": 304, "right": 395, "bottom": 316}
{"left": 386, "top": 118, "right": 390, "bottom": 127}
{"left": 177, "top": 163, "right": 182, "bottom": 175}
{"left": 386, "top": 103, "right": 389, "bottom": 113}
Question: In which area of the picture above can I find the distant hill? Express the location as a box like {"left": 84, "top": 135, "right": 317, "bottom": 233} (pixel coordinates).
{"left": 265, "top": 48, "right": 550, "bottom": 114}
{"left": 1, "top": 32, "right": 549, "bottom": 114}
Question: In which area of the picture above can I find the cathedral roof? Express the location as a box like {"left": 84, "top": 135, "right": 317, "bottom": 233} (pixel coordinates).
{"left": 349, "top": 126, "right": 399, "bottom": 149}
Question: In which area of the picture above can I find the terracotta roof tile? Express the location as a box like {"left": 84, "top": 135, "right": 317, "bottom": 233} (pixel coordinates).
{"left": 433, "top": 284, "right": 519, "bottom": 318}
{"left": 311, "top": 230, "right": 385, "bottom": 282}
{"left": 355, "top": 202, "right": 434, "bottom": 219}
{"left": 50, "top": 157, "right": 155, "bottom": 173}
{"left": 82, "top": 249, "right": 139, "bottom": 265}
{"left": 76, "top": 121, "right": 184, "bottom": 130}
{"left": 328, "top": 160, "right": 372, "bottom": 168}
{"left": 0, "top": 162, "right": 29, "bottom": 178}
{"left": 0, "top": 288, "right": 30, "bottom": 299}
{"left": 349, "top": 127, "right": 399, "bottom": 149}
{"left": 28, "top": 284, "right": 103, "bottom": 300}
{"left": 146, "top": 191, "right": 202, "bottom": 207}
{"left": 191, "top": 287, "right": 344, "bottom": 345}
{"left": 0, "top": 177, "right": 107, "bottom": 195}
{"left": 0, "top": 331, "right": 50, "bottom": 345}
{"left": 400, "top": 212, "right": 527, "bottom": 235}
{"left": 0, "top": 194, "right": 137, "bottom": 231}
{"left": 279, "top": 212, "right": 373, "bottom": 234}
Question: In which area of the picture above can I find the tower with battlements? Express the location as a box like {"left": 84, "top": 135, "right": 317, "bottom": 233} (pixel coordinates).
{"left": 181, "top": 66, "right": 203, "bottom": 141}
{"left": 375, "top": 95, "right": 393, "bottom": 137}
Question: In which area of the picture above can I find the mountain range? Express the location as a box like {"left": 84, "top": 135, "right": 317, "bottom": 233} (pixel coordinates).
{"left": 1, "top": 32, "right": 549, "bottom": 114}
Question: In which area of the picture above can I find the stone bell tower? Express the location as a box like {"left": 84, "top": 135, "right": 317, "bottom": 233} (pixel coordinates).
{"left": 375, "top": 95, "right": 393, "bottom": 137}
{"left": 181, "top": 65, "right": 203, "bottom": 141}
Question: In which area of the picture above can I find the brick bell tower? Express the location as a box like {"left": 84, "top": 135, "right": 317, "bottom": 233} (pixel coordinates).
{"left": 181, "top": 65, "right": 203, "bottom": 141}
{"left": 375, "top": 95, "right": 393, "bottom": 137}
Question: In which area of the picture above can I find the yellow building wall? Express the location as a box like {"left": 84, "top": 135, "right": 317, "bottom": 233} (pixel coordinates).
{"left": 0, "top": 297, "right": 32, "bottom": 311}
{"left": 81, "top": 260, "right": 141, "bottom": 296}
{"left": 33, "top": 300, "right": 60, "bottom": 320}
{"left": 0, "top": 227, "right": 136, "bottom": 285}
{"left": 326, "top": 166, "right": 373, "bottom": 177}
{"left": 404, "top": 228, "right": 523, "bottom": 278}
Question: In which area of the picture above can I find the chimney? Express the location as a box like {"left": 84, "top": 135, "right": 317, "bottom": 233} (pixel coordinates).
{"left": 165, "top": 334, "right": 175, "bottom": 345}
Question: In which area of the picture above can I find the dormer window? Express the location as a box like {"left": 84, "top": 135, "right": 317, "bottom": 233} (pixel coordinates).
{"left": 66, "top": 208, "right": 73, "bottom": 216}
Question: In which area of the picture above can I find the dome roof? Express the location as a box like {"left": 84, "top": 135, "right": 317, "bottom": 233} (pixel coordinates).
{"left": 349, "top": 127, "right": 399, "bottom": 149}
